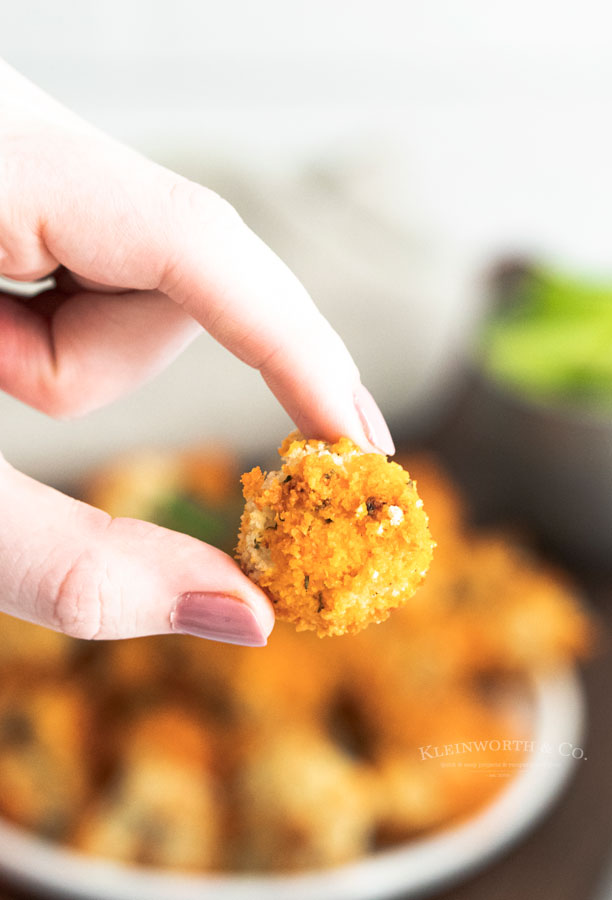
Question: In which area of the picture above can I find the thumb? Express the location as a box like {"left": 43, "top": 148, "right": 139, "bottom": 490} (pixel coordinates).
{"left": 0, "top": 457, "right": 274, "bottom": 645}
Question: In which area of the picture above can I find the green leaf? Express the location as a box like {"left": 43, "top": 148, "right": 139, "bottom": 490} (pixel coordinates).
{"left": 153, "top": 493, "right": 239, "bottom": 550}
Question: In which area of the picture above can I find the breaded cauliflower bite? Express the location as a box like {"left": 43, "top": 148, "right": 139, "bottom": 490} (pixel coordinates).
{"left": 237, "top": 432, "right": 434, "bottom": 636}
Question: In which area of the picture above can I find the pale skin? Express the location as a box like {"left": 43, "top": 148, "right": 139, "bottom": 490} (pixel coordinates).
{"left": 0, "top": 59, "right": 394, "bottom": 646}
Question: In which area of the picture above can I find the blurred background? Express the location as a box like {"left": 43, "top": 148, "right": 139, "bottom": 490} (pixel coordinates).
{"left": 2, "top": 3, "right": 612, "bottom": 899}
{"left": 2, "top": 0, "right": 612, "bottom": 483}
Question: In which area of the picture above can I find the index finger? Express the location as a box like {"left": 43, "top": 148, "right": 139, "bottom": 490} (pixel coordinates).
{"left": 0, "top": 58, "right": 394, "bottom": 453}
{"left": 155, "top": 179, "right": 395, "bottom": 455}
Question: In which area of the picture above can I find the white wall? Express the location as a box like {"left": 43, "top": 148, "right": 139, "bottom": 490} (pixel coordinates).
{"left": 2, "top": 1, "right": 612, "bottom": 479}
{"left": 3, "top": 0, "right": 610, "bottom": 260}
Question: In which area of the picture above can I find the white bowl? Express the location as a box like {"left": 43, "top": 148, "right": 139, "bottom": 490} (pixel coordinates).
{"left": 0, "top": 668, "right": 584, "bottom": 900}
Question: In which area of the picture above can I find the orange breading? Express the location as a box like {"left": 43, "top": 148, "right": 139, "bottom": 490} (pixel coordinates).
{"left": 236, "top": 432, "right": 434, "bottom": 636}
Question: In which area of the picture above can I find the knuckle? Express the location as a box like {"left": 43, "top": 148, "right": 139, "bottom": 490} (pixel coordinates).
{"left": 169, "top": 177, "right": 242, "bottom": 226}
{"left": 0, "top": 219, "right": 56, "bottom": 281}
{"left": 51, "top": 549, "right": 114, "bottom": 640}
{"left": 159, "top": 175, "right": 245, "bottom": 298}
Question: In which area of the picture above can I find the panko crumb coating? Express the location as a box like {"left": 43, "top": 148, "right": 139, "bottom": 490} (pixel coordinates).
{"left": 236, "top": 432, "right": 434, "bottom": 636}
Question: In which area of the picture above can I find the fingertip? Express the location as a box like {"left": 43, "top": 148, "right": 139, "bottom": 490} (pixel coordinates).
{"left": 171, "top": 590, "right": 273, "bottom": 647}
{"left": 239, "top": 579, "right": 276, "bottom": 641}
{"left": 293, "top": 382, "right": 395, "bottom": 458}
{"left": 353, "top": 383, "right": 395, "bottom": 456}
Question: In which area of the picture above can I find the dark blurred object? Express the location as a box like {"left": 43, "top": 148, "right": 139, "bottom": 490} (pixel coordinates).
{"left": 487, "top": 258, "right": 533, "bottom": 315}
{"left": 441, "top": 260, "right": 612, "bottom": 571}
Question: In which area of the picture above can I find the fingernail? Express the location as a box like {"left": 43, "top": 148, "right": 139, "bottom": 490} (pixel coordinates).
{"left": 354, "top": 384, "right": 395, "bottom": 455}
{"left": 171, "top": 593, "right": 268, "bottom": 647}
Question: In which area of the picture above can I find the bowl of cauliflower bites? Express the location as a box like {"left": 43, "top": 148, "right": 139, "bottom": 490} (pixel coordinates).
{"left": 0, "top": 435, "right": 591, "bottom": 900}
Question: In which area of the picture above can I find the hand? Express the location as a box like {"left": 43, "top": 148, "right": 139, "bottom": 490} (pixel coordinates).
{"left": 0, "top": 59, "right": 394, "bottom": 646}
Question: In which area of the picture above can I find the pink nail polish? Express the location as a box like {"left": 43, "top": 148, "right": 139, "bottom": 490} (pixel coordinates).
{"left": 354, "top": 384, "right": 395, "bottom": 455}
{"left": 171, "top": 593, "right": 268, "bottom": 646}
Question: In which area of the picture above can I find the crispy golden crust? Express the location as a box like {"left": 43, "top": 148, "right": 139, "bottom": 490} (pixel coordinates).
{"left": 236, "top": 432, "right": 435, "bottom": 636}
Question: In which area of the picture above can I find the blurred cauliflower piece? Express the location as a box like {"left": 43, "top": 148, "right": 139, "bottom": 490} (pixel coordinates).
{"left": 0, "top": 614, "right": 73, "bottom": 673}
{"left": 0, "top": 680, "right": 90, "bottom": 838}
{"left": 72, "top": 708, "right": 220, "bottom": 871}
{"left": 237, "top": 726, "right": 374, "bottom": 871}
{"left": 236, "top": 432, "right": 434, "bottom": 636}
